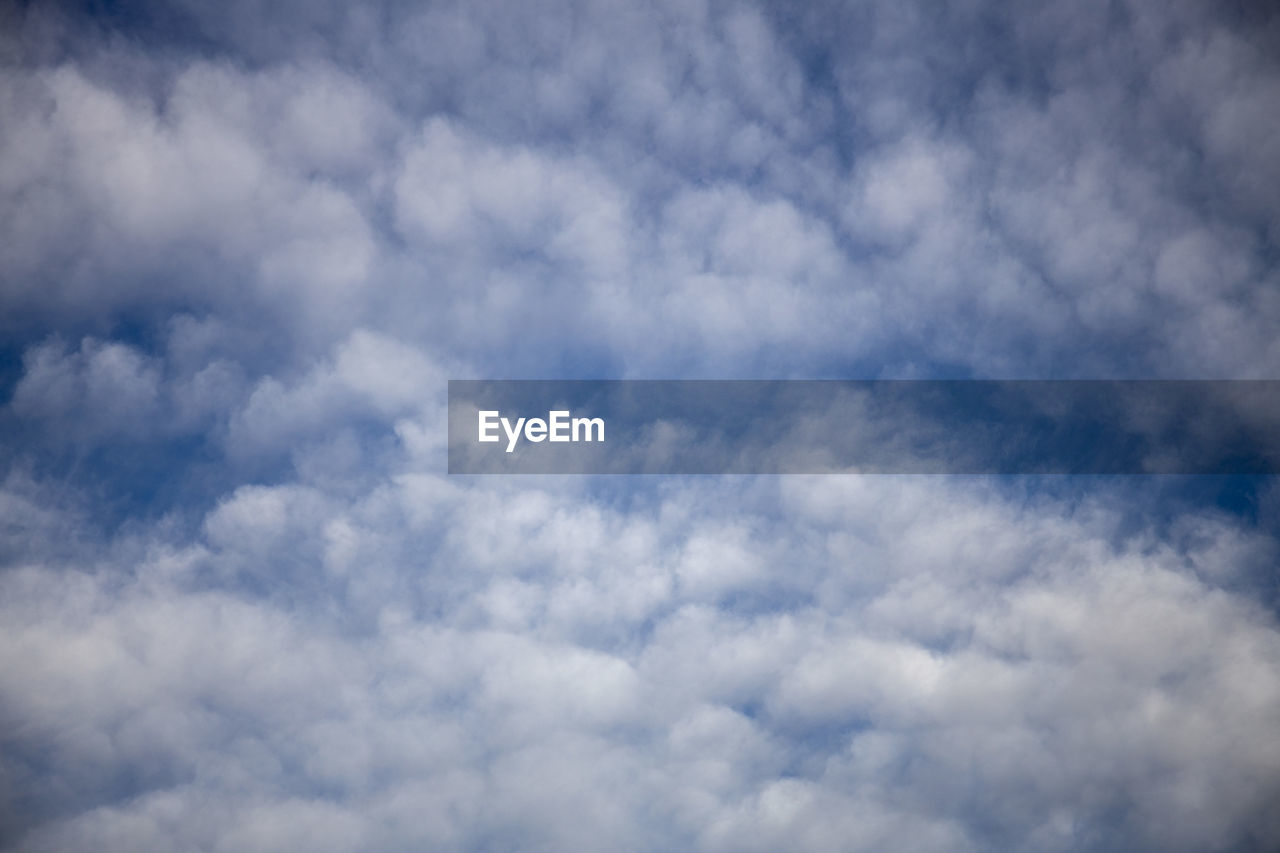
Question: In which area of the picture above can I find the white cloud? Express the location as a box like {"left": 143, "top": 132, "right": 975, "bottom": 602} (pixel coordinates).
{"left": 6, "top": 474, "right": 1278, "bottom": 850}
{"left": 12, "top": 338, "right": 162, "bottom": 440}
{"left": 3, "top": 1, "right": 1280, "bottom": 850}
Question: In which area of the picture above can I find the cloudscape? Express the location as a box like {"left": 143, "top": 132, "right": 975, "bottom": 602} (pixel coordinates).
{"left": 2, "top": 1, "right": 1280, "bottom": 850}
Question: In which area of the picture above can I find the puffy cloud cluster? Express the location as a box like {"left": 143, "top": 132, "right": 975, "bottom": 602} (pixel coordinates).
{"left": 2, "top": 0, "right": 1280, "bottom": 850}
{"left": 6, "top": 0, "right": 1280, "bottom": 376}
{"left": 3, "top": 473, "right": 1279, "bottom": 851}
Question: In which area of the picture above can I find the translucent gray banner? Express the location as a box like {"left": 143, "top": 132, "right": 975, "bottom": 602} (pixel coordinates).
{"left": 447, "top": 380, "right": 1280, "bottom": 474}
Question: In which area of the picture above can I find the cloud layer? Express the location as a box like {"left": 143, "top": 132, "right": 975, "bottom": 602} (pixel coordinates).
{"left": 3, "top": 1, "right": 1280, "bottom": 850}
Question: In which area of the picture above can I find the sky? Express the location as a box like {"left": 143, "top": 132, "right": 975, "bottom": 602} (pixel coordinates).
{"left": 2, "top": 0, "right": 1280, "bottom": 850}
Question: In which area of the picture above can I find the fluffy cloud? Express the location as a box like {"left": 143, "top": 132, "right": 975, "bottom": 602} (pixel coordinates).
{"left": 3, "top": 474, "right": 1279, "bottom": 851}
{"left": 2, "top": 1, "right": 1280, "bottom": 851}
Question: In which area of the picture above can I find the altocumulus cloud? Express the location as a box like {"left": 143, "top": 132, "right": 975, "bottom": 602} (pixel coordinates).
{"left": 2, "top": 1, "right": 1280, "bottom": 851}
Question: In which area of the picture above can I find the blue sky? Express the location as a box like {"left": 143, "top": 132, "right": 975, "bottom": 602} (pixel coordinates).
{"left": 2, "top": 1, "right": 1280, "bottom": 850}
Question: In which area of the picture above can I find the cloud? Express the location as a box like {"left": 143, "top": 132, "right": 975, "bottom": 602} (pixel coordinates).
{"left": 2, "top": 0, "right": 1280, "bottom": 851}
{"left": 4, "top": 474, "right": 1280, "bottom": 851}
